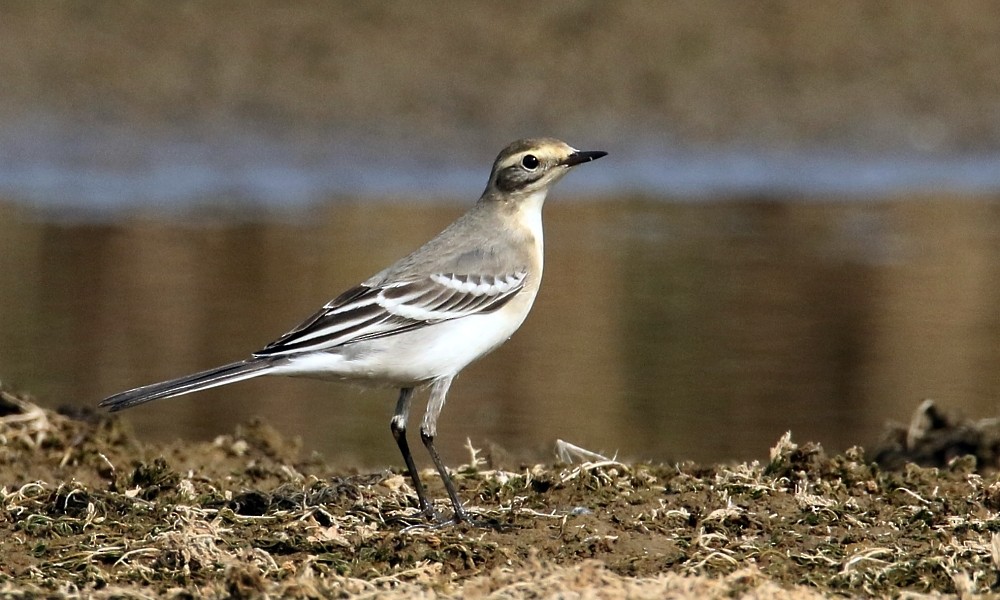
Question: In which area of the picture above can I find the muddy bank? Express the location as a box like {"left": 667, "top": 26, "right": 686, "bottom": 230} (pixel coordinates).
{"left": 1, "top": 388, "right": 998, "bottom": 597}
{"left": 4, "top": 3, "right": 1000, "bottom": 151}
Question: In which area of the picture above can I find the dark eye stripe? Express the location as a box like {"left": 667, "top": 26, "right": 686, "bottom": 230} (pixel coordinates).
{"left": 495, "top": 165, "right": 544, "bottom": 193}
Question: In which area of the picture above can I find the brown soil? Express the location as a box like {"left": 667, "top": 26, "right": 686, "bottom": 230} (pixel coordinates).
{"left": 1, "top": 387, "right": 998, "bottom": 598}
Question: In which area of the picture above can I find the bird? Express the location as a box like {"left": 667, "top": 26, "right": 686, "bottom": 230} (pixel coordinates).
{"left": 100, "top": 138, "right": 607, "bottom": 524}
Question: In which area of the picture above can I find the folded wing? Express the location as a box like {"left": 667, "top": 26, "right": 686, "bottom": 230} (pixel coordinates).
{"left": 255, "top": 271, "right": 528, "bottom": 356}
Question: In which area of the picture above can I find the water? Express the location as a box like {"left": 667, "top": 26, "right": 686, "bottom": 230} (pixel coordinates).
{"left": 6, "top": 123, "right": 1000, "bottom": 217}
{"left": 2, "top": 196, "right": 999, "bottom": 469}
{"left": 5, "top": 2, "right": 1000, "bottom": 471}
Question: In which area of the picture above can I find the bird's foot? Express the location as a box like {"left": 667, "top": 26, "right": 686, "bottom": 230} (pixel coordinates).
{"left": 432, "top": 506, "right": 506, "bottom": 530}
{"left": 397, "top": 504, "right": 503, "bottom": 531}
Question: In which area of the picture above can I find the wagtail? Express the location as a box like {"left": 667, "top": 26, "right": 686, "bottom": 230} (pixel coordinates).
{"left": 100, "top": 138, "right": 607, "bottom": 523}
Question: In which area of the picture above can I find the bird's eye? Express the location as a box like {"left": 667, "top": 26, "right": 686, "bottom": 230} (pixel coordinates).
{"left": 521, "top": 154, "right": 540, "bottom": 171}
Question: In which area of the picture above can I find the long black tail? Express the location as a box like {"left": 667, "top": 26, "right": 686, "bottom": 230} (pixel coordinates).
{"left": 99, "top": 359, "right": 273, "bottom": 412}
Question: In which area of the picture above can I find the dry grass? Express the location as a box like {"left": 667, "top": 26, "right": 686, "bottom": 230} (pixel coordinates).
{"left": 1, "top": 387, "right": 999, "bottom": 598}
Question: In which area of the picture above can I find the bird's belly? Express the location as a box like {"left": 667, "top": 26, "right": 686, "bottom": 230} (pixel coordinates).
{"left": 271, "top": 305, "right": 532, "bottom": 386}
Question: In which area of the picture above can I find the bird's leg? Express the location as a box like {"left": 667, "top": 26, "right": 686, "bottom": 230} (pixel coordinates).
{"left": 419, "top": 376, "right": 472, "bottom": 523}
{"left": 390, "top": 387, "right": 436, "bottom": 518}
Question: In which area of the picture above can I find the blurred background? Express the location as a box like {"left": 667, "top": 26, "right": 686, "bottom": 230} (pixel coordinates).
{"left": 2, "top": 1, "right": 1000, "bottom": 467}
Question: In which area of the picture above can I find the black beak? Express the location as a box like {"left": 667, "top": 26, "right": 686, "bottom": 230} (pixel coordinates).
{"left": 563, "top": 150, "right": 608, "bottom": 167}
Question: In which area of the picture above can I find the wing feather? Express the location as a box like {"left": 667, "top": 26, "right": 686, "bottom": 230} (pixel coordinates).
{"left": 255, "top": 270, "right": 527, "bottom": 357}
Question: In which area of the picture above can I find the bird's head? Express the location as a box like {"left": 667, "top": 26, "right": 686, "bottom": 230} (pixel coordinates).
{"left": 483, "top": 138, "right": 606, "bottom": 201}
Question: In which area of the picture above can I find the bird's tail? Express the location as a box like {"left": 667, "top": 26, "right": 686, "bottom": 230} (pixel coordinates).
{"left": 99, "top": 358, "right": 273, "bottom": 412}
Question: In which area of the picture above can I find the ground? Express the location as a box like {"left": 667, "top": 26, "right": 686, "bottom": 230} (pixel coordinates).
{"left": 1, "top": 387, "right": 999, "bottom": 598}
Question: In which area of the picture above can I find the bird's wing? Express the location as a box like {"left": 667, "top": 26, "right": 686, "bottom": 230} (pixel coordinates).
{"left": 254, "top": 270, "right": 528, "bottom": 356}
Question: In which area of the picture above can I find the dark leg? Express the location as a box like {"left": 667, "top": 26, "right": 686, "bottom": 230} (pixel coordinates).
{"left": 420, "top": 376, "right": 471, "bottom": 522}
{"left": 420, "top": 430, "right": 470, "bottom": 523}
{"left": 390, "top": 387, "right": 435, "bottom": 518}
